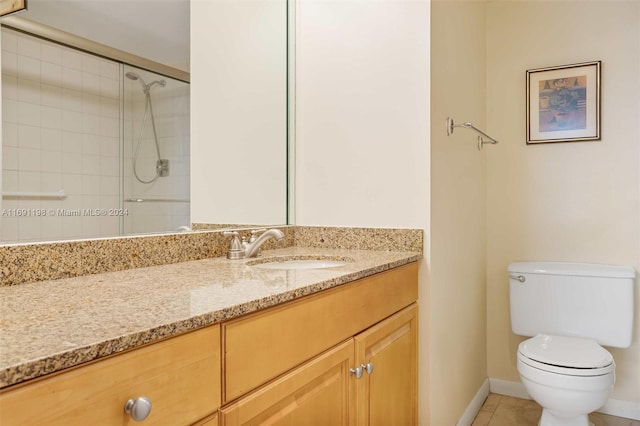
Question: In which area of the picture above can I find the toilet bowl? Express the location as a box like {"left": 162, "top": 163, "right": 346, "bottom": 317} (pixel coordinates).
{"left": 507, "top": 262, "right": 635, "bottom": 426}
{"left": 517, "top": 334, "right": 615, "bottom": 426}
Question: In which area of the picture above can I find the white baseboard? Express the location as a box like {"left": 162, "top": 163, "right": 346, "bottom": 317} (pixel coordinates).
{"left": 489, "top": 378, "right": 640, "bottom": 421}
{"left": 488, "top": 378, "right": 531, "bottom": 400}
{"left": 456, "top": 378, "right": 490, "bottom": 426}
{"left": 598, "top": 398, "right": 640, "bottom": 421}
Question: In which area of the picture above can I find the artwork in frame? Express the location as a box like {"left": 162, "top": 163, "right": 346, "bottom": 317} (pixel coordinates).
{"left": 526, "top": 61, "right": 601, "bottom": 144}
{"left": 0, "top": 0, "right": 26, "bottom": 18}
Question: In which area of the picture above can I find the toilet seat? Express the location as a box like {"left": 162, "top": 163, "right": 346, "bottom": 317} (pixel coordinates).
{"left": 518, "top": 334, "right": 615, "bottom": 377}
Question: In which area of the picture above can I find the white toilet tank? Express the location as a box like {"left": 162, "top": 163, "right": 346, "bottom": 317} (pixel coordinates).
{"left": 509, "top": 262, "right": 635, "bottom": 348}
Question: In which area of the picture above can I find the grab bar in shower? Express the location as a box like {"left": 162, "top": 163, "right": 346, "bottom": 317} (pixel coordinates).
{"left": 446, "top": 117, "right": 499, "bottom": 151}
{"left": 2, "top": 190, "right": 67, "bottom": 199}
{"left": 124, "top": 198, "right": 190, "bottom": 203}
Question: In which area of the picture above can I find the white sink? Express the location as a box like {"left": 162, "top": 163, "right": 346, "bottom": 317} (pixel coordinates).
{"left": 251, "top": 259, "right": 350, "bottom": 270}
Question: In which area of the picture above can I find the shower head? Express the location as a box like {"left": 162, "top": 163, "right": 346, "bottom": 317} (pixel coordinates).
{"left": 126, "top": 72, "right": 166, "bottom": 93}
{"left": 126, "top": 71, "right": 148, "bottom": 92}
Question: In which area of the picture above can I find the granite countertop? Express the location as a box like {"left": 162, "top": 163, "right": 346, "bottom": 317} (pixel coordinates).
{"left": 0, "top": 247, "right": 421, "bottom": 389}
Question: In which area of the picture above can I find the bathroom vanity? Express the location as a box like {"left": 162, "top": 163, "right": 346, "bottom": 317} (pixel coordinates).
{"left": 0, "top": 247, "right": 419, "bottom": 425}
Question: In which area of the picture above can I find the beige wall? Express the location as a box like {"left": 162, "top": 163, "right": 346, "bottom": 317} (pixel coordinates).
{"left": 294, "top": 0, "right": 429, "bottom": 230}
{"left": 430, "top": 1, "right": 488, "bottom": 424}
{"left": 293, "top": 0, "right": 431, "bottom": 422}
{"left": 486, "top": 1, "right": 640, "bottom": 403}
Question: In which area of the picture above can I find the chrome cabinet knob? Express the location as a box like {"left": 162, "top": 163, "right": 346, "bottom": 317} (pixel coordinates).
{"left": 350, "top": 363, "right": 374, "bottom": 379}
{"left": 124, "top": 396, "right": 152, "bottom": 421}
{"left": 349, "top": 365, "right": 364, "bottom": 379}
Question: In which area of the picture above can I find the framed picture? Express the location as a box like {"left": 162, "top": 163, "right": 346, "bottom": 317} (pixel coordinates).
{"left": 0, "top": 0, "right": 26, "bottom": 18}
{"left": 526, "top": 61, "right": 600, "bottom": 144}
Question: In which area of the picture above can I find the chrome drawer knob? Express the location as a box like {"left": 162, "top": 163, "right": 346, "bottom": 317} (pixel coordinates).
{"left": 124, "top": 396, "right": 152, "bottom": 421}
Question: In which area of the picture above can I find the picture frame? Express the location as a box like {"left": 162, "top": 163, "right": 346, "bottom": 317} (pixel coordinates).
{"left": 0, "top": 0, "right": 27, "bottom": 18}
{"left": 526, "top": 61, "right": 600, "bottom": 144}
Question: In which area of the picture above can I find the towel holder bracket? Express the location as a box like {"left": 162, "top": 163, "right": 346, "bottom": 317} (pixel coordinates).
{"left": 445, "top": 117, "right": 499, "bottom": 151}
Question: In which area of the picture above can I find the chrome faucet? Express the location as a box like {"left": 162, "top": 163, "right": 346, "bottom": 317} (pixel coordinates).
{"left": 244, "top": 228, "right": 285, "bottom": 257}
{"left": 223, "top": 228, "right": 285, "bottom": 259}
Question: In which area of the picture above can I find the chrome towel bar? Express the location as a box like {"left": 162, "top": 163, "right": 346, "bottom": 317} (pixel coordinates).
{"left": 2, "top": 190, "right": 67, "bottom": 199}
{"left": 446, "top": 117, "right": 499, "bottom": 151}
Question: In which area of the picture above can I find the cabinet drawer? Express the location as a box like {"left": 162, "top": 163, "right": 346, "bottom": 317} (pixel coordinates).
{"left": 223, "top": 262, "right": 418, "bottom": 402}
{"left": 0, "top": 325, "right": 221, "bottom": 425}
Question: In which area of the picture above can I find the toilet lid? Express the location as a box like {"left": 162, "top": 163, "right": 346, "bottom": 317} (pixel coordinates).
{"left": 519, "top": 334, "right": 613, "bottom": 369}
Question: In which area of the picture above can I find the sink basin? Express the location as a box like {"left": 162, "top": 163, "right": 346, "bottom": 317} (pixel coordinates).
{"left": 249, "top": 257, "right": 352, "bottom": 270}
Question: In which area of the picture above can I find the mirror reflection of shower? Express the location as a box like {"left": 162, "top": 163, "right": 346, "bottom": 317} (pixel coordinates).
{"left": 0, "top": 25, "right": 190, "bottom": 242}
{"left": 126, "top": 71, "right": 168, "bottom": 184}
{"left": 123, "top": 66, "right": 190, "bottom": 237}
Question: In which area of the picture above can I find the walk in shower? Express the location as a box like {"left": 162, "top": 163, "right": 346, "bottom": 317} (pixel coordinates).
{"left": 0, "top": 26, "right": 190, "bottom": 243}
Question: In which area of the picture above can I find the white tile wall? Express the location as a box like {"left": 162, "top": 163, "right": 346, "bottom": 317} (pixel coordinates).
{"left": 1, "top": 28, "right": 190, "bottom": 242}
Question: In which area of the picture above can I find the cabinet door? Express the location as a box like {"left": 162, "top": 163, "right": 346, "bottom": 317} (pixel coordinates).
{"left": 354, "top": 304, "right": 418, "bottom": 426}
{"left": 220, "top": 340, "right": 355, "bottom": 426}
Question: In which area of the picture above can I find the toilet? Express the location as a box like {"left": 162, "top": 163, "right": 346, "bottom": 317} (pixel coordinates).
{"left": 508, "top": 262, "right": 635, "bottom": 426}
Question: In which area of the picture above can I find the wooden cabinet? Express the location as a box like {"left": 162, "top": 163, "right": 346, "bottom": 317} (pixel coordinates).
{"left": 223, "top": 262, "right": 418, "bottom": 403}
{"left": 221, "top": 263, "right": 419, "bottom": 425}
{"left": 0, "top": 261, "right": 418, "bottom": 426}
{"left": 355, "top": 304, "right": 418, "bottom": 426}
{"left": 0, "top": 326, "right": 221, "bottom": 426}
{"left": 192, "top": 412, "right": 219, "bottom": 426}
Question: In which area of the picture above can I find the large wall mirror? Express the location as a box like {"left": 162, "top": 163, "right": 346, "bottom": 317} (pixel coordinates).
{"left": 0, "top": 0, "right": 289, "bottom": 244}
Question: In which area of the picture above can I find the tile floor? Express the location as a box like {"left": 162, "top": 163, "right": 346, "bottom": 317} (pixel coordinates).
{"left": 472, "top": 394, "right": 640, "bottom": 426}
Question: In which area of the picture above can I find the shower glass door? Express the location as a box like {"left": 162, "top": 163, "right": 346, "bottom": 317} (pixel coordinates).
{"left": 121, "top": 65, "right": 190, "bottom": 235}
